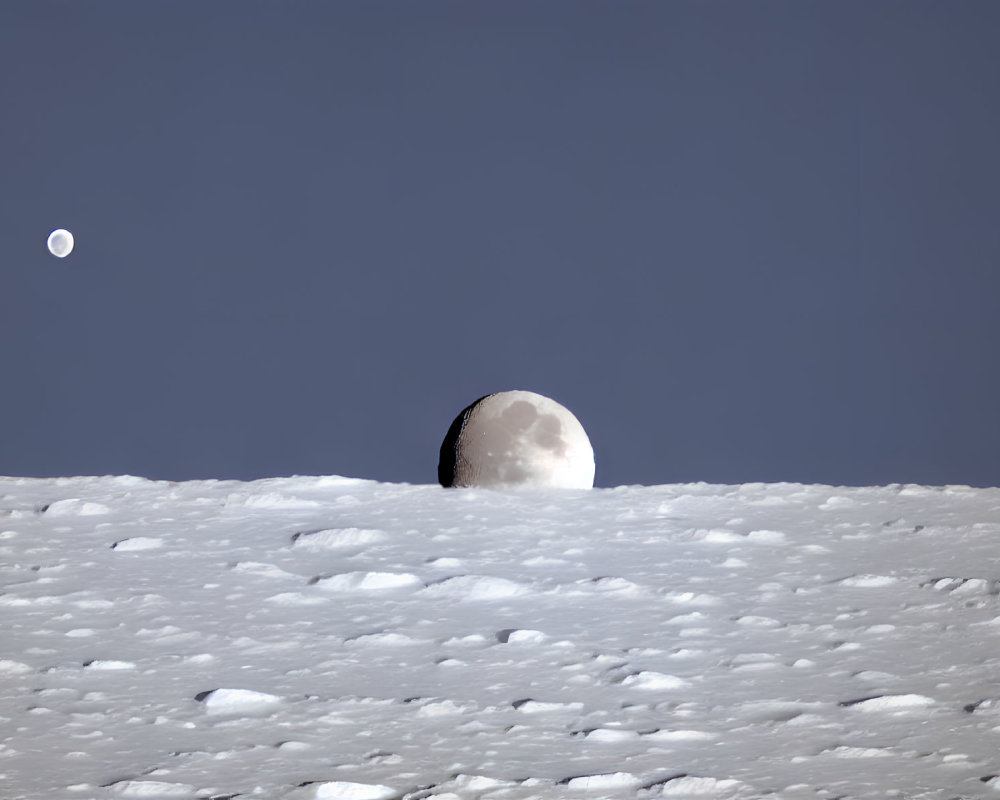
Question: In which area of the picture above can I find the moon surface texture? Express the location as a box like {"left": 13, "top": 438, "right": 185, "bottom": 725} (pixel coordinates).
{"left": 46, "top": 228, "right": 74, "bottom": 258}
{"left": 438, "top": 390, "right": 595, "bottom": 489}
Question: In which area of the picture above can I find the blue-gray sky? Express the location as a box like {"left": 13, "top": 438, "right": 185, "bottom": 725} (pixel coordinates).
{"left": 3, "top": 1, "right": 999, "bottom": 487}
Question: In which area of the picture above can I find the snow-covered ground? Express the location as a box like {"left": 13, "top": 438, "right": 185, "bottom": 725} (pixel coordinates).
{"left": 2, "top": 475, "right": 1000, "bottom": 800}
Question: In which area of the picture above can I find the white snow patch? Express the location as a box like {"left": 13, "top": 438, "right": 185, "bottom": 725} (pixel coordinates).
{"left": 468, "top": 776, "right": 513, "bottom": 790}
{"left": 106, "top": 780, "right": 197, "bottom": 797}
{"left": 198, "top": 688, "right": 282, "bottom": 715}
{"left": 265, "top": 591, "right": 328, "bottom": 606}
{"left": 231, "top": 561, "right": 297, "bottom": 579}
{"left": 584, "top": 728, "right": 641, "bottom": 742}
{"left": 347, "top": 632, "right": 418, "bottom": 646}
{"left": 226, "top": 492, "right": 320, "bottom": 509}
{"left": 422, "top": 575, "right": 531, "bottom": 600}
{"left": 853, "top": 669, "right": 896, "bottom": 682}
{"left": 516, "top": 699, "right": 584, "bottom": 713}
{"left": 838, "top": 574, "right": 899, "bottom": 588}
{"left": 823, "top": 745, "right": 894, "bottom": 758}
{"left": 315, "top": 572, "right": 422, "bottom": 592}
{"left": 523, "top": 555, "right": 568, "bottom": 567}
{"left": 112, "top": 537, "right": 164, "bottom": 551}
{"left": 656, "top": 775, "right": 743, "bottom": 795}
{"left": 569, "top": 576, "right": 643, "bottom": 594}
{"left": 621, "top": 671, "right": 690, "bottom": 690}
{"left": 308, "top": 782, "right": 397, "bottom": 800}
{"left": 644, "top": 729, "right": 719, "bottom": 742}
{"left": 931, "top": 576, "right": 994, "bottom": 596}
{"left": 820, "top": 495, "right": 856, "bottom": 509}
{"left": 417, "top": 699, "right": 476, "bottom": 716}
{"left": 0, "top": 594, "right": 59, "bottom": 608}
{"left": 564, "top": 772, "right": 640, "bottom": 790}
{"left": 663, "top": 591, "right": 722, "bottom": 606}
{"left": 44, "top": 499, "right": 110, "bottom": 516}
{"left": 846, "top": 694, "right": 935, "bottom": 712}
{"left": 699, "top": 529, "right": 744, "bottom": 544}
{"left": 73, "top": 598, "right": 114, "bottom": 610}
{"left": 85, "top": 660, "right": 136, "bottom": 670}
{"left": 427, "top": 556, "right": 463, "bottom": 568}
{"left": 746, "top": 529, "right": 787, "bottom": 543}
{"left": 734, "top": 615, "right": 784, "bottom": 628}
{"left": 502, "top": 628, "right": 548, "bottom": 644}
{"left": 292, "top": 527, "right": 387, "bottom": 550}
{"left": 278, "top": 740, "right": 311, "bottom": 751}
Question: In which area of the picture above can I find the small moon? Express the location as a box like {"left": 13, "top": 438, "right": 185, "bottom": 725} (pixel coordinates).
{"left": 47, "top": 228, "right": 74, "bottom": 258}
{"left": 438, "top": 390, "right": 595, "bottom": 489}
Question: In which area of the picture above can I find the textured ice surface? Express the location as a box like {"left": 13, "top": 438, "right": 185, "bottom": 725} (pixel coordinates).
{"left": 2, "top": 475, "right": 1000, "bottom": 798}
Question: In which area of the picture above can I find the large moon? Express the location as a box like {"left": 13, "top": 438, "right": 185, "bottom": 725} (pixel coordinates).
{"left": 438, "top": 390, "right": 595, "bottom": 489}
{"left": 47, "top": 228, "right": 74, "bottom": 258}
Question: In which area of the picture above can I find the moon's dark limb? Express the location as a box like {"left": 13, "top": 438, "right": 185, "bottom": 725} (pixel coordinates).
{"left": 438, "top": 394, "right": 493, "bottom": 488}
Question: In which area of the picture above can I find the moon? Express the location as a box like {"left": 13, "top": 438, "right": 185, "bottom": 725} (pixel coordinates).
{"left": 438, "top": 390, "right": 595, "bottom": 489}
{"left": 47, "top": 228, "right": 74, "bottom": 258}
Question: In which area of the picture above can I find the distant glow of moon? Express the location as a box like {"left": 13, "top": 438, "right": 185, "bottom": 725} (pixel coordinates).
{"left": 47, "top": 228, "right": 74, "bottom": 258}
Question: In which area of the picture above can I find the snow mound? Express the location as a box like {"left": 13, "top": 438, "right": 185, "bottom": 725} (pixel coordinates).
{"left": 563, "top": 772, "right": 640, "bottom": 790}
{"left": 422, "top": 574, "right": 531, "bottom": 600}
{"left": 621, "top": 671, "right": 691, "bottom": 690}
{"left": 306, "top": 782, "right": 397, "bottom": 800}
{"left": 843, "top": 693, "right": 936, "bottom": 712}
{"left": 497, "top": 628, "right": 548, "bottom": 644}
{"left": 44, "top": 498, "right": 110, "bottom": 516}
{"left": 292, "top": 527, "right": 388, "bottom": 550}
{"left": 655, "top": 775, "right": 745, "bottom": 796}
{"left": 837, "top": 574, "right": 899, "bottom": 588}
{"left": 197, "top": 688, "right": 283, "bottom": 715}
{"left": 106, "top": 780, "right": 197, "bottom": 798}
{"left": 112, "top": 537, "right": 164, "bottom": 551}
{"left": 315, "top": 571, "right": 422, "bottom": 592}
{"left": 85, "top": 659, "right": 137, "bottom": 670}
{"left": 514, "top": 699, "right": 584, "bottom": 714}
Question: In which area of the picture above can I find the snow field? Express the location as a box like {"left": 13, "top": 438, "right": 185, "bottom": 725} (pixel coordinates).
{"left": 1, "top": 475, "right": 1000, "bottom": 798}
